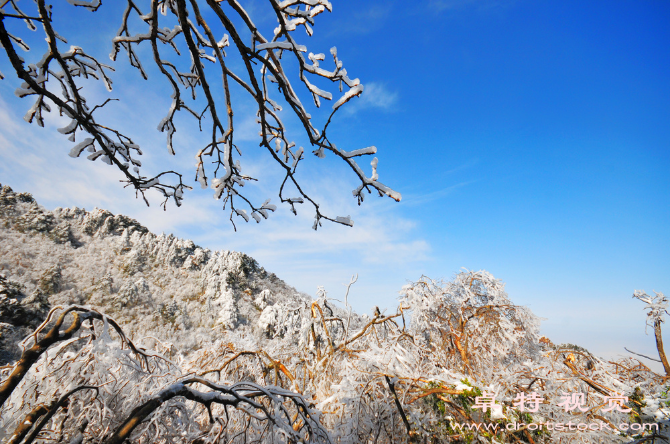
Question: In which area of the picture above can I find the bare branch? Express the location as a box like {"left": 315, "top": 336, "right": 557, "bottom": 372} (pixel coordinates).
{"left": 0, "top": 0, "right": 399, "bottom": 228}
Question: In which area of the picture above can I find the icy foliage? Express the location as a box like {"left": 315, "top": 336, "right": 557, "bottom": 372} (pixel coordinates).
{"left": 634, "top": 290, "right": 669, "bottom": 329}
{"left": 0, "top": 306, "right": 327, "bottom": 443}
{"left": 633, "top": 289, "right": 670, "bottom": 376}
{"left": 399, "top": 272, "right": 541, "bottom": 378}
{"left": 0, "top": 185, "right": 668, "bottom": 443}
{"left": 0, "top": 274, "right": 49, "bottom": 364}
{"left": 114, "top": 277, "right": 150, "bottom": 309}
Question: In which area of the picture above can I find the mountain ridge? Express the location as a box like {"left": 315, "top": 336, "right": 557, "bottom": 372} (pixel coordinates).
{"left": 0, "top": 183, "right": 334, "bottom": 364}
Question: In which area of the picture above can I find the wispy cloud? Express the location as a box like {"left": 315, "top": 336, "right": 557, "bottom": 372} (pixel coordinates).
{"left": 403, "top": 180, "right": 476, "bottom": 207}
{"left": 0, "top": 90, "right": 429, "bottom": 313}
{"left": 183, "top": 160, "right": 430, "bottom": 267}
{"left": 344, "top": 82, "right": 399, "bottom": 115}
{"left": 429, "top": 0, "right": 477, "bottom": 11}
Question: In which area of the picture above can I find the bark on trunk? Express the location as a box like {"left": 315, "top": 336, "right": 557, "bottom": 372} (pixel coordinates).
{"left": 654, "top": 320, "right": 670, "bottom": 375}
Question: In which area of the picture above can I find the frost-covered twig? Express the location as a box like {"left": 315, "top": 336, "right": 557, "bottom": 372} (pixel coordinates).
{"left": 633, "top": 290, "right": 670, "bottom": 375}
{"left": 0, "top": 0, "right": 400, "bottom": 228}
{"left": 7, "top": 385, "right": 97, "bottom": 444}
{"left": 104, "top": 376, "right": 330, "bottom": 444}
{"left": 0, "top": 305, "right": 148, "bottom": 408}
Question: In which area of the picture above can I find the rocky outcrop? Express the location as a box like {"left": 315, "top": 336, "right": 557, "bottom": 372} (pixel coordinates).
{"left": 0, "top": 183, "right": 311, "bottom": 361}
{"left": 0, "top": 274, "right": 49, "bottom": 364}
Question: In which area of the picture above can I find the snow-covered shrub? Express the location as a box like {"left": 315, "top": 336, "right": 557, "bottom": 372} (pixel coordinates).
{"left": 114, "top": 277, "right": 150, "bottom": 309}
{"left": 0, "top": 306, "right": 329, "bottom": 444}
{"left": 400, "top": 270, "right": 541, "bottom": 378}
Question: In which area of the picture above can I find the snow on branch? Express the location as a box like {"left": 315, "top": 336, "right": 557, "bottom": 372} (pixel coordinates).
{"left": 633, "top": 289, "right": 669, "bottom": 328}
{"left": 0, "top": 305, "right": 331, "bottom": 443}
{"left": 0, "top": 0, "right": 400, "bottom": 229}
{"left": 633, "top": 289, "right": 670, "bottom": 375}
{"left": 1, "top": 269, "right": 668, "bottom": 443}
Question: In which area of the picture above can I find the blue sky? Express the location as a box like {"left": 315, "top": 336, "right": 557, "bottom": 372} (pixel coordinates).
{"left": 0, "top": 0, "right": 668, "bottom": 368}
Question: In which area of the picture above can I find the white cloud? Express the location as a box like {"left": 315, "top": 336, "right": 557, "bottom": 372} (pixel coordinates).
{"left": 403, "top": 180, "right": 476, "bottom": 207}
{"left": 0, "top": 89, "right": 429, "bottom": 314}
{"left": 344, "top": 82, "right": 398, "bottom": 115}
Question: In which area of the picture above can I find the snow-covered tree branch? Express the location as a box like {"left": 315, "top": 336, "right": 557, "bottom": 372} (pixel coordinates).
{"left": 0, "top": 0, "right": 400, "bottom": 229}
{"left": 633, "top": 290, "right": 669, "bottom": 375}
{"left": 0, "top": 305, "right": 330, "bottom": 443}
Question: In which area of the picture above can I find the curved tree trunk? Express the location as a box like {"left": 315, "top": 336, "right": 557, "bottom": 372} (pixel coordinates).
{"left": 654, "top": 320, "right": 670, "bottom": 375}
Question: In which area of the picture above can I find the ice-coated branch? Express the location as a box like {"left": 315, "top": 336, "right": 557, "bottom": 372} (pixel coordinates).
{"left": 633, "top": 290, "right": 670, "bottom": 375}
{"left": 0, "top": 1, "right": 190, "bottom": 209}
{"left": 104, "top": 377, "right": 330, "bottom": 444}
{"left": 2, "top": 267, "right": 667, "bottom": 443}
{"left": 0, "top": 0, "right": 400, "bottom": 229}
{"left": 7, "top": 385, "right": 98, "bottom": 444}
{"left": 633, "top": 290, "right": 669, "bottom": 327}
{"left": 0, "top": 305, "right": 148, "bottom": 408}
{"left": 384, "top": 375, "right": 411, "bottom": 436}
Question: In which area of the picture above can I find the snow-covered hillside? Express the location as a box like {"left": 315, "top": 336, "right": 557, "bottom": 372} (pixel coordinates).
{"left": 0, "top": 183, "right": 350, "bottom": 363}
{"left": 0, "top": 183, "right": 667, "bottom": 443}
